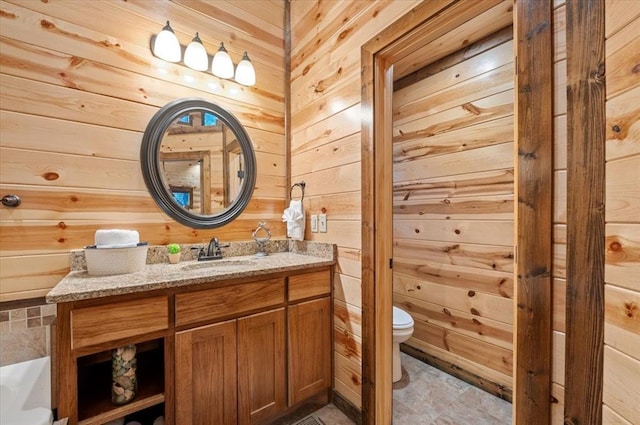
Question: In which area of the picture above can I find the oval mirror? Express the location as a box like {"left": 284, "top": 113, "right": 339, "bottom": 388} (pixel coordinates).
{"left": 141, "top": 98, "right": 256, "bottom": 228}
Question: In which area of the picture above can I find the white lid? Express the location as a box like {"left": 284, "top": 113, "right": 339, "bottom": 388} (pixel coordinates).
{"left": 393, "top": 306, "right": 414, "bottom": 329}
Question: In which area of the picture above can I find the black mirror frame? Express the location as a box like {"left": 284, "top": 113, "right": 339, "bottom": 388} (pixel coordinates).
{"left": 140, "top": 98, "right": 256, "bottom": 229}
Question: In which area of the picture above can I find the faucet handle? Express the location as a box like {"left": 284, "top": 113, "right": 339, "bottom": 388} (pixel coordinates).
{"left": 190, "top": 246, "right": 205, "bottom": 259}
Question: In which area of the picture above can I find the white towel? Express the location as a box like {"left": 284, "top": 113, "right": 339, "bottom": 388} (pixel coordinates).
{"left": 95, "top": 229, "right": 139, "bottom": 248}
{"left": 282, "top": 200, "right": 305, "bottom": 241}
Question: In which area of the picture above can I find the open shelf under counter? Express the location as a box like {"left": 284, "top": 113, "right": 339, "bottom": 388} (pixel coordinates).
{"left": 77, "top": 341, "right": 165, "bottom": 425}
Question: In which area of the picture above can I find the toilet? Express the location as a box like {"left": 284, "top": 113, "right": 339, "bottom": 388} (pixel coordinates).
{"left": 392, "top": 306, "right": 414, "bottom": 383}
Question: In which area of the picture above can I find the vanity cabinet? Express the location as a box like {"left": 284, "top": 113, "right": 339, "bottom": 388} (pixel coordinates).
{"left": 238, "top": 309, "right": 286, "bottom": 424}
{"left": 287, "top": 270, "right": 332, "bottom": 406}
{"left": 288, "top": 297, "right": 331, "bottom": 405}
{"left": 55, "top": 266, "right": 332, "bottom": 425}
{"left": 57, "top": 295, "right": 171, "bottom": 425}
{"left": 175, "top": 278, "right": 287, "bottom": 425}
{"left": 175, "top": 319, "right": 238, "bottom": 425}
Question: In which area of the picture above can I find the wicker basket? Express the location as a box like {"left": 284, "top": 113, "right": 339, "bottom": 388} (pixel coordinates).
{"left": 85, "top": 245, "right": 149, "bottom": 276}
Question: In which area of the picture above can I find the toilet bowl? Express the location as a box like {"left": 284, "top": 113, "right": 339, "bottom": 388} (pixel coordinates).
{"left": 392, "top": 306, "right": 414, "bottom": 383}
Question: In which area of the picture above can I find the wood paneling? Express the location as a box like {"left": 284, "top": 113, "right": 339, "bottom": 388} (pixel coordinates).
{"left": 0, "top": 219, "right": 286, "bottom": 257}
{"left": 0, "top": 0, "right": 286, "bottom": 300}
{"left": 603, "top": 345, "right": 640, "bottom": 422}
{"left": 551, "top": 4, "right": 568, "bottom": 411}
{"left": 393, "top": 238, "right": 514, "bottom": 273}
{"left": 605, "top": 86, "right": 640, "bottom": 161}
{"left": 605, "top": 285, "right": 640, "bottom": 360}
{"left": 394, "top": 293, "right": 513, "bottom": 350}
{"left": 605, "top": 224, "right": 640, "bottom": 292}
{"left": 391, "top": 1, "right": 512, "bottom": 80}
{"left": 603, "top": 2, "right": 640, "bottom": 424}
{"left": 394, "top": 276, "right": 513, "bottom": 325}
{"left": 410, "top": 319, "right": 513, "bottom": 377}
{"left": 0, "top": 254, "right": 69, "bottom": 300}
{"left": 334, "top": 351, "right": 362, "bottom": 409}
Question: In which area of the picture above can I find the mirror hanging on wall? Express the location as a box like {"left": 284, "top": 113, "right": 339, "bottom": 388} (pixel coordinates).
{"left": 140, "top": 98, "right": 256, "bottom": 229}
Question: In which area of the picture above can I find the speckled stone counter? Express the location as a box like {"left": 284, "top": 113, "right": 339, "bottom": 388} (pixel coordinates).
{"left": 47, "top": 241, "right": 336, "bottom": 303}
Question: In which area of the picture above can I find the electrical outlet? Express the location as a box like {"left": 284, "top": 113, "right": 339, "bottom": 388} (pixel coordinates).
{"left": 318, "top": 214, "right": 327, "bottom": 233}
{"left": 310, "top": 215, "right": 318, "bottom": 233}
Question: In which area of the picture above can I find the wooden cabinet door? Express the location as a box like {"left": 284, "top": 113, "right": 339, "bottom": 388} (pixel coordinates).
{"left": 237, "top": 308, "right": 286, "bottom": 425}
{"left": 288, "top": 297, "right": 332, "bottom": 406}
{"left": 175, "top": 320, "right": 237, "bottom": 425}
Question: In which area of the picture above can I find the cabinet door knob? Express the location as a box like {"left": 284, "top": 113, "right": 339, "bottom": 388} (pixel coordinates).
{"left": 1, "top": 194, "right": 21, "bottom": 207}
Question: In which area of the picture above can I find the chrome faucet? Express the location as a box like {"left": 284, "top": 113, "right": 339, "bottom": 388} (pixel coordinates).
{"left": 192, "top": 237, "right": 226, "bottom": 261}
{"left": 207, "top": 237, "right": 221, "bottom": 258}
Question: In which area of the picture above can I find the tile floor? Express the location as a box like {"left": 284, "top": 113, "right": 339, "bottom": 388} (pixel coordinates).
{"left": 392, "top": 353, "right": 512, "bottom": 424}
{"left": 312, "top": 404, "right": 357, "bottom": 425}
{"left": 310, "top": 352, "right": 512, "bottom": 425}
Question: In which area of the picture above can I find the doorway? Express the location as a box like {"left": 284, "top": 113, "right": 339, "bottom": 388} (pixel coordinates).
{"left": 391, "top": 17, "right": 515, "bottom": 400}
{"left": 360, "top": 1, "right": 554, "bottom": 424}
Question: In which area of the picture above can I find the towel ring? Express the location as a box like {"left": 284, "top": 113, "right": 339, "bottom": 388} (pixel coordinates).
{"left": 290, "top": 181, "right": 305, "bottom": 202}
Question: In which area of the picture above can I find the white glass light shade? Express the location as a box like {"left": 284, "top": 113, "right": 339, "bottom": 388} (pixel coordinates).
{"left": 184, "top": 33, "right": 208, "bottom": 71}
{"left": 235, "top": 52, "right": 256, "bottom": 86}
{"left": 153, "top": 21, "right": 181, "bottom": 63}
{"left": 211, "top": 42, "right": 234, "bottom": 79}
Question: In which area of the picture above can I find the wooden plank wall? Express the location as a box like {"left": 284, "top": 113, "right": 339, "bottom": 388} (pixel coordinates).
{"left": 602, "top": 0, "right": 640, "bottom": 423}
{"left": 391, "top": 27, "right": 515, "bottom": 390}
{"left": 0, "top": 0, "right": 286, "bottom": 301}
{"left": 290, "top": 0, "right": 421, "bottom": 408}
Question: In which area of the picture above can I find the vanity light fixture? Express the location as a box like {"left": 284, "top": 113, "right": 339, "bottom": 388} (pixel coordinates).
{"left": 183, "top": 32, "right": 208, "bottom": 71}
{"left": 152, "top": 21, "right": 181, "bottom": 63}
{"left": 151, "top": 22, "right": 256, "bottom": 86}
{"left": 234, "top": 52, "right": 256, "bottom": 87}
{"left": 211, "top": 42, "right": 235, "bottom": 79}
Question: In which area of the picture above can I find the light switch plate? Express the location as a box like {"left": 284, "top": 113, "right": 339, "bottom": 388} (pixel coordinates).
{"left": 318, "top": 214, "right": 327, "bottom": 233}
{"left": 310, "top": 215, "right": 318, "bottom": 233}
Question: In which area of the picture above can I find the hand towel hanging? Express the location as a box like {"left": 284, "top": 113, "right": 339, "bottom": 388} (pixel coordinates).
{"left": 282, "top": 199, "right": 305, "bottom": 241}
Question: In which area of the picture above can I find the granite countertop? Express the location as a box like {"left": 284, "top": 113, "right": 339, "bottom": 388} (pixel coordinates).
{"left": 46, "top": 241, "right": 336, "bottom": 303}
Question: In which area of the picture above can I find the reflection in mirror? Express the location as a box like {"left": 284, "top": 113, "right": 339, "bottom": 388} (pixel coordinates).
{"left": 140, "top": 98, "right": 256, "bottom": 229}
{"left": 159, "top": 111, "right": 245, "bottom": 214}
{"left": 169, "top": 186, "right": 193, "bottom": 209}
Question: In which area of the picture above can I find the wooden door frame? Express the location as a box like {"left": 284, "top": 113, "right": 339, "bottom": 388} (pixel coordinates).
{"left": 563, "top": 0, "right": 605, "bottom": 423}
{"left": 360, "top": 1, "right": 554, "bottom": 423}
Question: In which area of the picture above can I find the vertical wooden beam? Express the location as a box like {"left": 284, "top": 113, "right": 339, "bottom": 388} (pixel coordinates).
{"left": 514, "top": 0, "right": 553, "bottom": 423}
{"left": 56, "top": 302, "right": 77, "bottom": 424}
{"left": 564, "top": 0, "right": 606, "bottom": 423}
{"left": 360, "top": 40, "right": 377, "bottom": 425}
{"left": 373, "top": 55, "right": 395, "bottom": 425}
{"left": 284, "top": 0, "right": 292, "bottom": 201}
